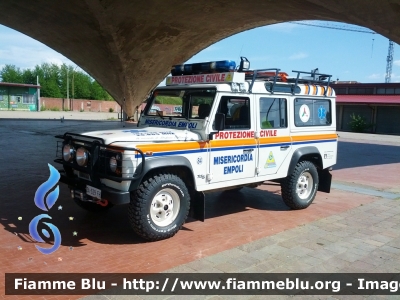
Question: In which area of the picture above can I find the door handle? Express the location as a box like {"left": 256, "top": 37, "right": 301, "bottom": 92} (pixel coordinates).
{"left": 280, "top": 145, "right": 290, "bottom": 150}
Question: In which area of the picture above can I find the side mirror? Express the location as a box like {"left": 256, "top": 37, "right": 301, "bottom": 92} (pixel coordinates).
{"left": 214, "top": 113, "right": 225, "bottom": 131}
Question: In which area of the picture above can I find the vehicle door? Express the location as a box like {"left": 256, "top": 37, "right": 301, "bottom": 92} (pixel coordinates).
{"left": 209, "top": 95, "right": 257, "bottom": 183}
{"left": 256, "top": 96, "right": 292, "bottom": 176}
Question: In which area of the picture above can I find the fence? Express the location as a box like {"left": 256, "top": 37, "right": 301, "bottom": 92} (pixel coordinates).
{"left": 40, "top": 98, "right": 122, "bottom": 113}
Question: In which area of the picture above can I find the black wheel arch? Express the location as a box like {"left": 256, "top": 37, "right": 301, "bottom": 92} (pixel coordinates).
{"left": 288, "top": 146, "right": 323, "bottom": 174}
{"left": 130, "top": 156, "right": 196, "bottom": 191}
{"left": 287, "top": 146, "right": 332, "bottom": 193}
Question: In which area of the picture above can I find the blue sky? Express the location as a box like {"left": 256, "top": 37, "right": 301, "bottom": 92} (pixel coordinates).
{"left": 0, "top": 21, "right": 398, "bottom": 83}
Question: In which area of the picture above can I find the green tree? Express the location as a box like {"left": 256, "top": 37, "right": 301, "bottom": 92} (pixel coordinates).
{"left": 1, "top": 63, "right": 114, "bottom": 100}
{"left": 73, "top": 72, "right": 92, "bottom": 99}
{"left": 349, "top": 113, "right": 373, "bottom": 133}
{"left": 0, "top": 65, "right": 23, "bottom": 83}
{"left": 90, "top": 80, "right": 113, "bottom": 100}
{"left": 36, "top": 63, "right": 62, "bottom": 98}
{"left": 22, "top": 69, "right": 36, "bottom": 85}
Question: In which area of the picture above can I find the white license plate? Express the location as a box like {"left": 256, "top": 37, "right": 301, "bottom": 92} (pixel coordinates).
{"left": 86, "top": 185, "right": 101, "bottom": 199}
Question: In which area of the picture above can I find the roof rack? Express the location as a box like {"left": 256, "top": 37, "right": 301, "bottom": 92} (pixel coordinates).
{"left": 246, "top": 68, "right": 282, "bottom": 93}
{"left": 291, "top": 69, "right": 332, "bottom": 96}
{"left": 244, "top": 67, "right": 333, "bottom": 96}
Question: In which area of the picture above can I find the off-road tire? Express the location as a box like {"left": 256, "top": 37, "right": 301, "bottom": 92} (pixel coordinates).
{"left": 73, "top": 197, "right": 113, "bottom": 212}
{"left": 129, "top": 173, "right": 190, "bottom": 241}
{"left": 281, "top": 161, "right": 319, "bottom": 210}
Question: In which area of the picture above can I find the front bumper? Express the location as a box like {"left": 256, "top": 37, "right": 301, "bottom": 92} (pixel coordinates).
{"left": 58, "top": 170, "right": 131, "bottom": 205}
{"left": 55, "top": 132, "right": 146, "bottom": 205}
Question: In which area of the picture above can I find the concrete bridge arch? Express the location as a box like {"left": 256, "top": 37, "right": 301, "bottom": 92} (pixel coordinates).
{"left": 1, "top": 0, "right": 399, "bottom": 116}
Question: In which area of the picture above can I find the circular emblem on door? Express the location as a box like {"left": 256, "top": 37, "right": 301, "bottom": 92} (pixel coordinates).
{"left": 299, "top": 104, "right": 310, "bottom": 123}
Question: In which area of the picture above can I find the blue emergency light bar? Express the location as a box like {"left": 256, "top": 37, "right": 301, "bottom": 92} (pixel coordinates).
{"left": 171, "top": 60, "right": 236, "bottom": 76}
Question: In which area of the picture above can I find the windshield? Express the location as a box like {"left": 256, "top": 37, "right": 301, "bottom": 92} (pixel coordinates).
{"left": 144, "top": 88, "right": 216, "bottom": 119}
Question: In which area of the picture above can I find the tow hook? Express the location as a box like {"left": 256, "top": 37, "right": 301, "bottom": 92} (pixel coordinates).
{"left": 97, "top": 199, "right": 109, "bottom": 206}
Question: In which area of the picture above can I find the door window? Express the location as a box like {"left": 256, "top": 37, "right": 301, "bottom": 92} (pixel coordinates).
{"left": 259, "top": 98, "right": 287, "bottom": 129}
{"left": 215, "top": 96, "right": 251, "bottom": 129}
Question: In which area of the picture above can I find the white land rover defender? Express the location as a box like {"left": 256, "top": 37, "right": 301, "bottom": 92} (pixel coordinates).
{"left": 55, "top": 58, "right": 338, "bottom": 241}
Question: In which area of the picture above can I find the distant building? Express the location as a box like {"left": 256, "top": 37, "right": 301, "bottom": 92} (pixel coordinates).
{"left": 0, "top": 82, "right": 40, "bottom": 111}
{"left": 333, "top": 82, "right": 400, "bottom": 134}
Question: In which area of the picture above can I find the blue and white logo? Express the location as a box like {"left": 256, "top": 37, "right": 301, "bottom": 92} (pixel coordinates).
{"left": 29, "top": 164, "right": 62, "bottom": 255}
{"left": 318, "top": 106, "right": 327, "bottom": 120}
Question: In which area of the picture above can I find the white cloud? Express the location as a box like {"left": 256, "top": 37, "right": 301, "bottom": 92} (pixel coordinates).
{"left": 368, "top": 73, "right": 382, "bottom": 79}
{"left": 394, "top": 60, "right": 400, "bottom": 67}
{"left": 45, "top": 57, "right": 67, "bottom": 66}
{"left": 289, "top": 52, "right": 308, "bottom": 60}
{"left": 389, "top": 73, "right": 400, "bottom": 82}
{"left": 0, "top": 25, "right": 73, "bottom": 70}
{"left": 0, "top": 46, "right": 72, "bottom": 69}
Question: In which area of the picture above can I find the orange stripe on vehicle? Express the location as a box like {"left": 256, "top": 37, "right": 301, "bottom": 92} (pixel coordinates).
{"left": 134, "top": 134, "right": 336, "bottom": 155}
{"left": 291, "top": 133, "right": 338, "bottom": 142}
{"left": 210, "top": 138, "right": 256, "bottom": 148}
{"left": 137, "top": 141, "right": 207, "bottom": 153}
{"left": 259, "top": 136, "right": 292, "bottom": 144}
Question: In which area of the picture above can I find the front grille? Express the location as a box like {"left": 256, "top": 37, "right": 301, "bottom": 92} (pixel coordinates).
{"left": 55, "top": 132, "right": 145, "bottom": 183}
{"left": 77, "top": 171, "right": 90, "bottom": 180}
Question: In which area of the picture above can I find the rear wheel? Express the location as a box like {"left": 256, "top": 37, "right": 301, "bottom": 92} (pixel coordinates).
{"left": 281, "top": 161, "right": 319, "bottom": 209}
{"left": 129, "top": 173, "right": 190, "bottom": 241}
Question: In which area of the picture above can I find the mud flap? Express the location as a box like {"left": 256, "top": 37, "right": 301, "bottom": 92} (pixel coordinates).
{"left": 318, "top": 168, "right": 332, "bottom": 193}
{"left": 189, "top": 191, "right": 205, "bottom": 222}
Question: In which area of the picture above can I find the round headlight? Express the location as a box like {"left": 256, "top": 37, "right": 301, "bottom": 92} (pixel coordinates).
{"left": 76, "top": 147, "right": 89, "bottom": 166}
{"left": 109, "top": 156, "right": 117, "bottom": 173}
{"left": 63, "top": 144, "right": 75, "bottom": 162}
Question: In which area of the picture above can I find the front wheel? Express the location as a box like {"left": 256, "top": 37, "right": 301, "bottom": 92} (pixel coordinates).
{"left": 128, "top": 173, "right": 190, "bottom": 241}
{"left": 281, "top": 161, "right": 319, "bottom": 210}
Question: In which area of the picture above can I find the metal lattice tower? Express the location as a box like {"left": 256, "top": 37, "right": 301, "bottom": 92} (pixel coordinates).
{"left": 385, "top": 40, "right": 394, "bottom": 83}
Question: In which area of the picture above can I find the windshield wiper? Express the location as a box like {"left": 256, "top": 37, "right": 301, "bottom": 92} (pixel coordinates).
{"left": 156, "top": 110, "right": 165, "bottom": 119}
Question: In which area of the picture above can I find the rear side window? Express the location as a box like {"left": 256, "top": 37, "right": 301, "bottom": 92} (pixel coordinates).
{"left": 294, "top": 98, "right": 331, "bottom": 127}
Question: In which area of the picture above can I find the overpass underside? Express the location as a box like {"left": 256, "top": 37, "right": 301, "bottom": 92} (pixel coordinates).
{"left": 1, "top": 0, "right": 400, "bottom": 116}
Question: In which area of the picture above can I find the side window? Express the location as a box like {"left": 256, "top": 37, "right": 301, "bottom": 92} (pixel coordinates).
{"left": 215, "top": 96, "right": 251, "bottom": 130}
{"left": 294, "top": 98, "right": 331, "bottom": 127}
{"left": 259, "top": 98, "right": 287, "bottom": 129}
